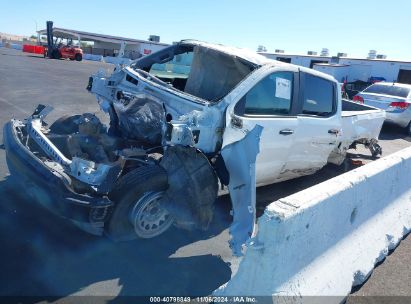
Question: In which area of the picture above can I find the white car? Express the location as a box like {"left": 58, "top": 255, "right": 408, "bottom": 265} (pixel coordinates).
{"left": 354, "top": 82, "right": 411, "bottom": 134}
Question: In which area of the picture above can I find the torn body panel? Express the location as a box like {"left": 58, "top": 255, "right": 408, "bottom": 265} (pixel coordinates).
{"left": 221, "top": 125, "right": 263, "bottom": 256}
{"left": 69, "top": 158, "right": 121, "bottom": 194}
{"left": 166, "top": 106, "right": 224, "bottom": 153}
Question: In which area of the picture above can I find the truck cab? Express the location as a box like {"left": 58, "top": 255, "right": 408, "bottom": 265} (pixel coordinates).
{"left": 223, "top": 65, "right": 342, "bottom": 185}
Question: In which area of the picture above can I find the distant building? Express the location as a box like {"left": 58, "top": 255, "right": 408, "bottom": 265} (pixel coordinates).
{"left": 257, "top": 45, "right": 267, "bottom": 52}
{"left": 36, "top": 27, "right": 169, "bottom": 60}
{"left": 259, "top": 50, "right": 411, "bottom": 84}
{"left": 0, "top": 32, "right": 37, "bottom": 45}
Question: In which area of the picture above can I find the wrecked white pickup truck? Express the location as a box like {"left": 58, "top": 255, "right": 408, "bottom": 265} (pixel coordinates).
{"left": 3, "top": 40, "right": 385, "bottom": 255}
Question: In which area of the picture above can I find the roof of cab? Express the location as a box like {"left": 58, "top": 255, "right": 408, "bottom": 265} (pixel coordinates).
{"left": 179, "top": 40, "right": 338, "bottom": 82}
{"left": 180, "top": 39, "right": 277, "bottom": 66}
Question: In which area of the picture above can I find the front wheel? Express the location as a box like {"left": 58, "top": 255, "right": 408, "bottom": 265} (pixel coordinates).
{"left": 129, "top": 191, "right": 173, "bottom": 238}
{"left": 75, "top": 53, "right": 82, "bottom": 61}
{"left": 107, "top": 165, "right": 174, "bottom": 241}
{"left": 51, "top": 49, "right": 61, "bottom": 59}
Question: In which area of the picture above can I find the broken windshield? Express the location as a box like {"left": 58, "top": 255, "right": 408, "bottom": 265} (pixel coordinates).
{"left": 131, "top": 43, "right": 257, "bottom": 102}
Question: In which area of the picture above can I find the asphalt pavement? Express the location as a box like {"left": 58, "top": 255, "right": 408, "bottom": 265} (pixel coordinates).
{"left": 1, "top": 47, "right": 411, "bottom": 302}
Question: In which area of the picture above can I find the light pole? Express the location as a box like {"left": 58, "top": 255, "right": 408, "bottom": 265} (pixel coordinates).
{"left": 34, "top": 19, "right": 40, "bottom": 44}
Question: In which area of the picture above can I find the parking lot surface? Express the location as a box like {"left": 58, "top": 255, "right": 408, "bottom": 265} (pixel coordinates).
{"left": 1, "top": 47, "right": 411, "bottom": 300}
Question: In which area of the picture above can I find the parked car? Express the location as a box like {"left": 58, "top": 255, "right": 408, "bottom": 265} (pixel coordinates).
{"left": 353, "top": 82, "right": 411, "bottom": 134}
{"left": 2, "top": 40, "right": 385, "bottom": 254}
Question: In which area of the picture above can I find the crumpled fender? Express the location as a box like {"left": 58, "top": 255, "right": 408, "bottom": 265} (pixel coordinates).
{"left": 160, "top": 145, "right": 218, "bottom": 231}
{"left": 221, "top": 125, "right": 263, "bottom": 256}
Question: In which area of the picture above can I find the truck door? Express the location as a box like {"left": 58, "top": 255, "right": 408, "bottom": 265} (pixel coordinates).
{"left": 224, "top": 69, "right": 299, "bottom": 187}
{"left": 282, "top": 71, "right": 341, "bottom": 176}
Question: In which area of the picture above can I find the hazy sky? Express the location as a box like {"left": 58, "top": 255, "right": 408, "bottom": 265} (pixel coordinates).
{"left": 1, "top": 0, "right": 410, "bottom": 60}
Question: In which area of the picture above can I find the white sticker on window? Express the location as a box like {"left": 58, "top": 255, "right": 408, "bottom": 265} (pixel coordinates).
{"left": 307, "top": 99, "right": 317, "bottom": 105}
{"left": 275, "top": 77, "right": 291, "bottom": 100}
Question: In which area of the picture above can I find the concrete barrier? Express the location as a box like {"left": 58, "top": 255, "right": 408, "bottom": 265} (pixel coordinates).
{"left": 215, "top": 147, "right": 411, "bottom": 302}
{"left": 102, "top": 56, "right": 131, "bottom": 65}
{"left": 82, "top": 54, "right": 131, "bottom": 65}
{"left": 83, "top": 53, "right": 103, "bottom": 62}
{"left": 10, "top": 43, "right": 22, "bottom": 50}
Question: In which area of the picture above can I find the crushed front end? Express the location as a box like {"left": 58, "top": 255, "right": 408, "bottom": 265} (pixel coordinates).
{"left": 2, "top": 104, "right": 170, "bottom": 235}
{"left": 3, "top": 114, "right": 113, "bottom": 235}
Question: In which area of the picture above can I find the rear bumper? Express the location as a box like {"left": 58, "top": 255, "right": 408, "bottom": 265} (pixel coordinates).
{"left": 385, "top": 110, "right": 411, "bottom": 128}
{"left": 2, "top": 120, "right": 113, "bottom": 235}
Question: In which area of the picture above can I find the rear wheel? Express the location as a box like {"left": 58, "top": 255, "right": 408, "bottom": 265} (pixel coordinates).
{"left": 107, "top": 165, "right": 174, "bottom": 241}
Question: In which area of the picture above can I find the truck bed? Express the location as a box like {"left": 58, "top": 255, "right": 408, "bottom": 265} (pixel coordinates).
{"left": 341, "top": 99, "right": 385, "bottom": 142}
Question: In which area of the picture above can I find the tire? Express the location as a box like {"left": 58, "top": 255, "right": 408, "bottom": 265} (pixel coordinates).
{"left": 51, "top": 49, "right": 61, "bottom": 59}
{"left": 75, "top": 53, "right": 82, "bottom": 61}
{"left": 49, "top": 114, "right": 82, "bottom": 134}
{"left": 106, "top": 165, "right": 173, "bottom": 241}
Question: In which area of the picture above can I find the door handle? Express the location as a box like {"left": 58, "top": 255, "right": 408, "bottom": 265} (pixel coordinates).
{"left": 279, "top": 129, "right": 294, "bottom": 135}
{"left": 328, "top": 129, "right": 339, "bottom": 135}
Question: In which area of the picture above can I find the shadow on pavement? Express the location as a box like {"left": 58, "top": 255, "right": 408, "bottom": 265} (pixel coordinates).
{"left": 379, "top": 123, "right": 411, "bottom": 142}
{"left": 0, "top": 177, "right": 231, "bottom": 300}
{"left": 26, "top": 55, "right": 45, "bottom": 59}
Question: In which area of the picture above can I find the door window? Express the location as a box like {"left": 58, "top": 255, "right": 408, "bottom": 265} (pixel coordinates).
{"left": 237, "top": 71, "right": 294, "bottom": 116}
{"left": 302, "top": 74, "right": 335, "bottom": 116}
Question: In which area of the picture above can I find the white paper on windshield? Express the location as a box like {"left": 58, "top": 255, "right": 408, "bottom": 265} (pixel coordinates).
{"left": 275, "top": 77, "right": 291, "bottom": 100}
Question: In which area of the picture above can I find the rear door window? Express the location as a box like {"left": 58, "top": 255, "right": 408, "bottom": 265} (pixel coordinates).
{"left": 301, "top": 73, "right": 335, "bottom": 117}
